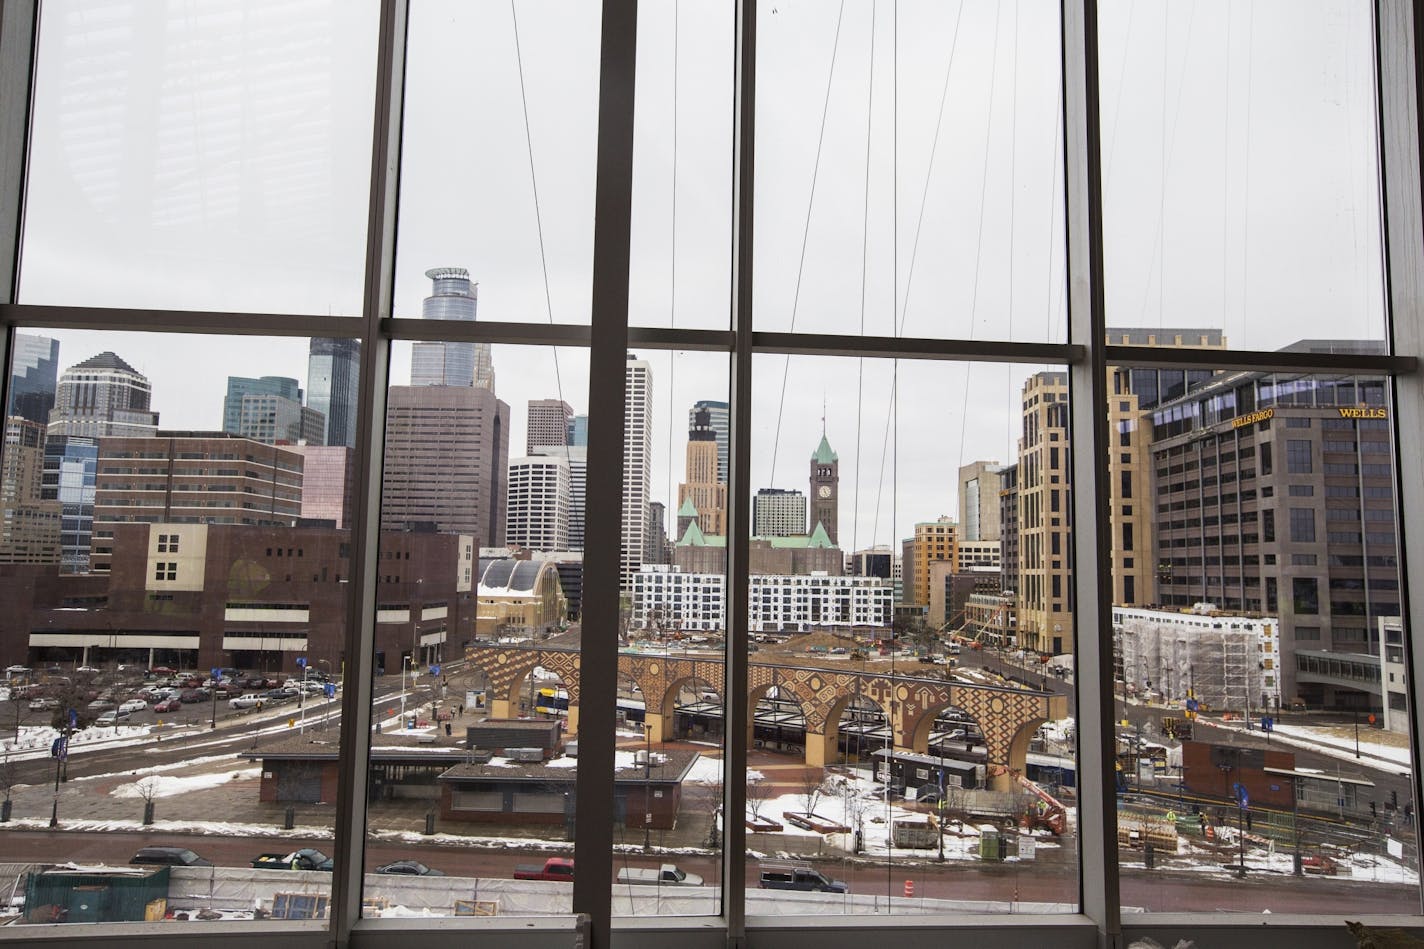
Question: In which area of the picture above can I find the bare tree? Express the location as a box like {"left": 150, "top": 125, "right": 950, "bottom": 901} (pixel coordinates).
{"left": 746, "top": 772, "right": 771, "bottom": 822}
{"left": 693, "top": 773, "right": 723, "bottom": 847}
{"left": 135, "top": 773, "right": 161, "bottom": 824}
{"left": 0, "top": 750, "right": 16, "bottom": 807}
{"left": 0, "top": 693, "right": 33, "bottom": 744}
{"left": 799, "top": 770, "right": 828, "bottom": 816}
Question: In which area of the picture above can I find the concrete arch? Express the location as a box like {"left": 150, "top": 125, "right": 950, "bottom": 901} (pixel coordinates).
{"left": 906, "top": 699, "right": 985, "bottom": 756}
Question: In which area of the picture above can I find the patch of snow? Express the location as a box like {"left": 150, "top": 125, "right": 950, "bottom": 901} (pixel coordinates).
{"left": 110, "top": 768, "right": 261, "bottom": 799}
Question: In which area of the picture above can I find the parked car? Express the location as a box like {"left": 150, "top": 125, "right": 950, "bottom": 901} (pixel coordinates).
{"left": 95, "top": 709, "right": 130, "bottom": 726}
{"left": 229, "top": 694, "right": 263, "bottom": 709}
{"left": 118, "top": 698, "right": 148, "bottom": 714}
{"left": 130, "top": 846, "right": 212, "bottom": 868}
{"left": 27, "top": 696, "right": 58, "bottom": 711}
{"left": 153, "top": 697, "right": 182, "bottom": 713}
{"left": 374, "top": 860, "right": 444, "bottom": 876}
{"left": 758, "top": 864, "right": 848, "bottom": 893}
{"left": 179, "top": 688, "right": 209, "bottom": 703}
{"left": 85, "top": 698, "right": 116, "bottom": 712}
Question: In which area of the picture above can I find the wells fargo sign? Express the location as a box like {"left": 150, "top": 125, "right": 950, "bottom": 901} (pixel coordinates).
{"left": 1338, "top": 407, "right": 1387, "bottom": 419}
{"left": 1232, "top": 408, "right": 1275, "bottom": 429}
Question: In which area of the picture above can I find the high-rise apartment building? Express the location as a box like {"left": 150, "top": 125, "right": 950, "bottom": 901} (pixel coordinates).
{"left": 753, "top": 487, "right": 806, "bottom": 537}
{"left": 0, "top": 417, "right": 60, "bottom": 563}
{"left": 527, "top": 399, "right": 573, "bottom": 454}
{"left": 8, "top": 333, "right": 59, "bottom": 426}
{"left": 91, "top": 433, "right": 305, "bottom": 572}
{"left": 296, "top": 445, "right": 354, "bottom": 529}
{"left": 410, "top": 267, "right": 495, "bottom": 391}
{"left": 958, "top": 461, "right": 1004, "bottom": 542}
{"left": 532, "top": 445, "right": 587, "bottom": 551}
{"left": 688, "top": 400, "right": 729, "bottom": 484}
{"left": 48, "top": 352, "right": 159, "bottom": 438}
{"left": 809, "top": 434, "right": 839, "bottom": 545}
{"left": 677, "top": 405, "right": 726, "bottom": 536}
{"left": 621, "top": 355, "right": 653, "bottom": 589}
{"left": 998, "top": 462, "right": 1020, "bottom": 594}
{"left": 306, "top": 338, "right": 360, "bottom": 449}
{"left": 381, "top": 385, "right": 509, "bottom": 547}
{"left": 1016, "top": 372, "right": 1073, "bottom": 655}
{"left": 507, "top": 455, "right": 570, "bottom": 552}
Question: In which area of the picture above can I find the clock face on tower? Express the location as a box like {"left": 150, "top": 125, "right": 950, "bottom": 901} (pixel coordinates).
{"left": 818, "top": 485, "right": 832, "bottom": 499}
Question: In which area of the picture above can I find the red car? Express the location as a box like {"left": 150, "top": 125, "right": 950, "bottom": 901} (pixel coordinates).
{"left": 153, "top": 697, "right": 182, "bottom": 713}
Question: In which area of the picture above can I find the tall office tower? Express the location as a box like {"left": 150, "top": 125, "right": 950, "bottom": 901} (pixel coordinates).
{"left": 621, "top": 355, "right": 653, "bottom": 589}
{"left": 1105, "top": 327, "right": 1227, "bottom": 409}
{"left": 998, "top": 462, "right": 1020, "bottom": 594}
{"left": 41, "top": 434, "right": 98, "bottom": 573}
{"left": 527, "top": 399, "right": 574, "bottom": 454}
{"left": 222, "top": 376, "right": 303, "bottom": 435}
{"left": 8, "top": 333, "right": 59, "bottom": 426}
{"left": 1016, "top": 371, "right": 1073, "bottom": 655}
{"left": 677, "top": 405, "right": 727, "bottom": 536}
{"left": 381, "top": 385, "right": 509, "bottom": 547}
{"left": 644, "top": 500, "right": 668, "bottom": 565}
{"left": 688, "top": 400, "right": 730, "bottom": 483}
{"left": 533, "top": 445, "right": 587, "bottom": 550}
{"left": 902, "top": 516, "right": 958, "bottom": 609}
{"left": 567, "top": 414, "right": 589, "bottom": 447}
{"left": 958, "top": 461, "right": 1004, "bottom": 542}
{"left": 0, "top": 417, "right": 60, "bottom": 563}
{"left": 507, "top": 455, "right": 570, "bottom": 551}
{"left": 809, "top": 433, "right": 839, "bottom": 545}
{"left": 753, "top": 487, "right": 807, "bottom": 537}
{"left": 306, "top": 337, "right": 360, "bottom": 449}
{"left": 410, "top": 267, "right": 495, "bottom": 391}
{"left": 237, "top": 393, "right": 326, "bottom": 445}
{"left": 48, "top": 352, "right": 159, "bottom": 438}
{"left": 91, "top": 433, "right": 305, "bottom": 572}
{"left": 295, "top": 445, "right": 354, "bottom": 529}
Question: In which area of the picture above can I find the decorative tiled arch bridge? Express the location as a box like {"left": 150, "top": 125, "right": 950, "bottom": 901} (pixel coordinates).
{"left": 464, "top": 644, "right": 1067, "bottom": 791}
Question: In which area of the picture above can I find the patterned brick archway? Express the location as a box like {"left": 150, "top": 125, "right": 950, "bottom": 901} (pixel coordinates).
{"left": 465, "top": 644, "right": 1067, "bottom": 789}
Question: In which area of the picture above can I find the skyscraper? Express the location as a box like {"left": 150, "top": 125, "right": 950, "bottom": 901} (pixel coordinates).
{"left": 532, "top": 445, "right": 587, "bottom": 550}
{"left": 809, "top": 433, "right": 839, "bottom": 545}
{"left": 507, "top": 454, "right": 570, "bottom": 551}
{"left": 958, "top": 461, "right": 1004, "bottom": 542}
{"left": 8, "top": 333, "right": 59, "bottom": 426}
{"left": 307, "top": 337, "right": 360, "bottom": 449}
{"left": 41, "top": 434, "right": 97, "bottom": 573}
{"left": 296, "top": 444, "right": 354, "bottom": 529}
{"left": 381, "top": 385, "right": 509, "bottom": 546}
{"left": 622, "top": 355, "right": 652, "bottom": 589}
{"left": 222, "top": 376, "right": 302, "bottom": 435}
{"left": 48, "top": 352, "right": 159, "bottom": 438}
{"left": 0, "top": 417, "right": 60, "bottom": 563}
{"left": 527, "top": 399, "right": 574, "bottom": 454}
{"left": 688, "top": 400, "right": 729, "bottom": 484}
{"left": 567, "top": 414, "right": 589, "bottom": 447}
{"left": 677, "top": 405, "right": 726, "bottom": 536}
{"left": 410, "top": 267, "right": 495, "bottom": 391}
{"left": 236, "top": 393, "right": 326, "bottom": 445}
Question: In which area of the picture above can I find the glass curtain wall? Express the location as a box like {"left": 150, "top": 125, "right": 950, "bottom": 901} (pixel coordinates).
{"left": 1, "top": 0, "right": 1423, "bottom": 946}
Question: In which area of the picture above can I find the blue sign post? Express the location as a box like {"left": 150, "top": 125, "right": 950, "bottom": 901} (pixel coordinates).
{"left": 1261, "top": 715, "right": 1274, "bottom": 744}
{"left": 430, "top": 663, "right": 441, "bottom": 678}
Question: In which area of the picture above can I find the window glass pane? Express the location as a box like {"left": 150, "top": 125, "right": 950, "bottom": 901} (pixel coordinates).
{"left": 394, "top": 1, "right": 598, "bottom": 327}
{"left": 21, "top": 1, "right": 379, "bottom": 315}
{"left": 1099, "top": 1, "right": 1385, "bottom": 350}
{"left": 1115, "top": 365, "right": 1416, "bottom": 913}
{"left": 0, "top": 329, "right": 353, "bottom": 923}
{"left": 754, "top": 1, "right": 1066, "bottom": 341}
{"left": 365, "top": 342, "right": 588, "bottom": 918}
{"left": 744, "top": 354, "right": 1077, "bottom": 915}
{"left": 628, "top": 1, "right": 734, "bottom": 332}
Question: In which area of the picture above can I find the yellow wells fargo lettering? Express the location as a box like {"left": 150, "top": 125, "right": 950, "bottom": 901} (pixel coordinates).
{"left": 1232, "top": 408, "right": 1275, "bottom": 429}
{"left": 1337, "top": 407, "right": 1388, "bottom": 419}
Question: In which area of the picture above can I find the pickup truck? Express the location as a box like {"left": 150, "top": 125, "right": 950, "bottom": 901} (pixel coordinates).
{"left": 513, "top": 857, "right": 574, "bottom": 881}
{"left": 616, "top": 864, "right": 703, "bottom": 886}
{"left": 251, "top": 848, "right": 334, "bottom": 871}
{"left": 758, "top": 864, "right": 848, "bottom": 893}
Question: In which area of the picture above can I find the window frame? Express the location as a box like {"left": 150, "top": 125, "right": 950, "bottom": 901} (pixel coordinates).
{"left": 0, "top": 0, "right": 1420, "bottom": 947}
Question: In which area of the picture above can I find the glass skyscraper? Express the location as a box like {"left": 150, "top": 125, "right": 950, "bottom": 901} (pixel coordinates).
{"left": 8, "top": 333, "right": 59, "bottom": 425}
{"left": 410, "top": 267, "right": 495, "bottom": 391}
{"left": 307, "top": 337, "right": 360, "bottom": 448}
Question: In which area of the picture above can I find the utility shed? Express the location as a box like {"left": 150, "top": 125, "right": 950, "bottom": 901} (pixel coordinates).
{"left": 465, "top": 718, "right": 563, "bottom": 757}
{"left": 24, "top": 865, "right": 170, "bottom": 924}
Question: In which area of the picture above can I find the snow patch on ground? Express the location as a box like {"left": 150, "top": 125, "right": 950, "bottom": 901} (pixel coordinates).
{"left": 110, "top": 767, "right": 261, "bottom": 799}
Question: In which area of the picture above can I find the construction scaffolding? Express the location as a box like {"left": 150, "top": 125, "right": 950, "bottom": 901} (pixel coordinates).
{"left": 1115, "top": 607, "right": 1279, "bottom": 715}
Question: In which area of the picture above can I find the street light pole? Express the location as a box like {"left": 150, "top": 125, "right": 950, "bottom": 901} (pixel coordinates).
{"left": 643, "top": 722, "right": 653, "bottom": 852}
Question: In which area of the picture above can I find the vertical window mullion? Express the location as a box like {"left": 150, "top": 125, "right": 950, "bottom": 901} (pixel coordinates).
{"left": 1060, "top": 0, "right": 1120, "bottom": 939}
{"left": 328, "top": 0, "right": 407, "bottom": 940}
{"left": 0, "top": 0, "right": 38, "bottom": 415}
{"left": 1375, "top": 0, "right": 1424, "bottom": 916}
{"left": 574, "top": 0, "right": 641, "bottom": 943}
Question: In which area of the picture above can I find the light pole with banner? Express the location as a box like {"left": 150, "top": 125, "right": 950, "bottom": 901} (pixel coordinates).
{"left": 210, "top": 667, "right": 222, "bottom": 729}
{"left": 296, "top": 657, "right": 308, "bottom": 733}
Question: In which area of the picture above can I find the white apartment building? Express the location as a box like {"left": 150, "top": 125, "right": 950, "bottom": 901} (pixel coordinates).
{"left": 622, "top": 356, "right": 652, "bottom": 589}
{"left": 632, "top": 566, "right": 892, "bottom": 633}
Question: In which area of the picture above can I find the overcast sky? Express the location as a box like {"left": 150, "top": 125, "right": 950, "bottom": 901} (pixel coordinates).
{"left": 15, "top": 0, "right": 1386, "bottom": 550}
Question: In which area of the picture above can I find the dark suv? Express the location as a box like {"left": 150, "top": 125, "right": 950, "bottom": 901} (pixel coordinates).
{"left": 130, "top": 846, "right": 213, "bottom": 868}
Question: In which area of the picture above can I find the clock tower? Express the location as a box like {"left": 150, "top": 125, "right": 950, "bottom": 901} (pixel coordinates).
{"left": 809, "top": 433, "right": 839, "bottom": 545}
